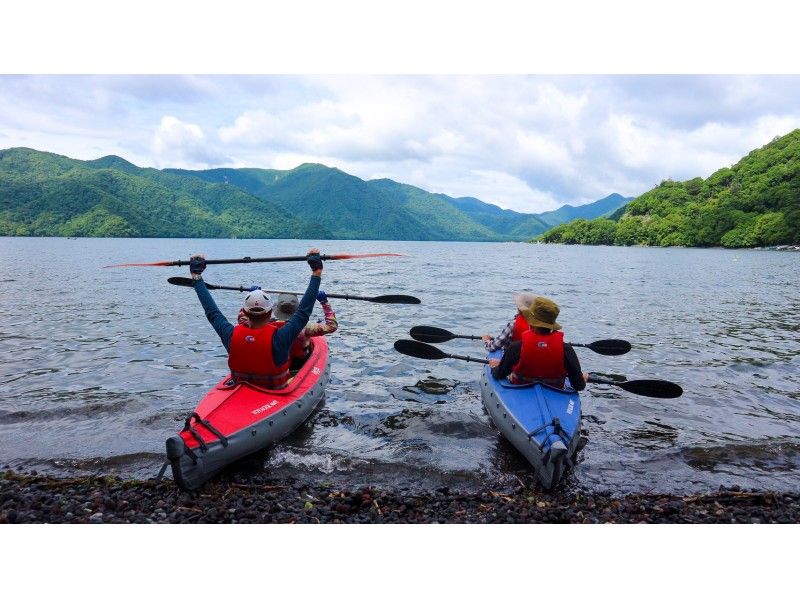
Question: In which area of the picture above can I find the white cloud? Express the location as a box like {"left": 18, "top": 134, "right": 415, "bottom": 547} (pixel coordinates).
{"left": 151, "top": 115, "right": 227, "bottom": 168}
{"left": 3, "top": 75, "right": 800, "bottom": 212}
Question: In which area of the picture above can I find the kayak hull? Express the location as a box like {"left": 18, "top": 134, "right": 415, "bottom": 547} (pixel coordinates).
{"left": 166, "top": 336, "right": 330, "bottom": 491}
{"left": 480, "top": 350, "right": 585, "bottom": 490}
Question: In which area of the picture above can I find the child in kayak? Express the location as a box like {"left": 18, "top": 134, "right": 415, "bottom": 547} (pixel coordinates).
{"left": 488, "top": 296, "right": 588, "bottom": 391}
{"left": 237, "top": 291, "right": 338, "bottom": 371}
{"left": 481, "top": 292, "right": 537, "bottom": 351}
{"left": 188, "top": 248, "right": 323, "bottom": 389}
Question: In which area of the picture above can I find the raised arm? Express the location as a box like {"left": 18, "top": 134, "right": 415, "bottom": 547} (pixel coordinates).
{"left": 190, "top": 255, "right": 234, "bottom": 352}
{"left": 271, "top": 249, "right": 323, "bottom": 364}
{"left": 303, "top": 292, "right": 338, "bottom": 337}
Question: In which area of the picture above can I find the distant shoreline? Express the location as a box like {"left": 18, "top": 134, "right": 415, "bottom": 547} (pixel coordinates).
{"left": 3, "top": 235, "right": 799, "bottom": 250}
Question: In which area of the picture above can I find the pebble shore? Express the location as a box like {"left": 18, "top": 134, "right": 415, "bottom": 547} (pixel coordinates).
{"left": 1, "top": 471, "right": 797, "bottom": 523}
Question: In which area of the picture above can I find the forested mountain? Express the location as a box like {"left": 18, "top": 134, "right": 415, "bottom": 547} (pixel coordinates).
{"left": 538, "top": 130, "right": 800, "bottom": 247}
{"left": 0, "top": 149, "right": 327, "bottom": 238}
{"left": 167, "top": 164, "right": 503, "bottom": 240}
{"left": 536, "top": 193, "right": 631, "bottom": 227}
{"left": 168, "top": 164, "right": 626, "bottom": 240}
{"left": 1, "top": 146, "right": 626, "bottom": 240}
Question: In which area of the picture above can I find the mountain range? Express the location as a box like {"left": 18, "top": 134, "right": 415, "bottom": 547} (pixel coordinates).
{"left": 0, "top": 147, "right": 630, "bottom": 240}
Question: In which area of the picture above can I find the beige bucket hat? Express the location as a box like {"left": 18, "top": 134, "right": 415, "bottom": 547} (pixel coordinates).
{"left": 273, "top": 293, "right": 299, "bottom": 321}
{"left": 514, "top": 292, "right": 537, "bottom": 312}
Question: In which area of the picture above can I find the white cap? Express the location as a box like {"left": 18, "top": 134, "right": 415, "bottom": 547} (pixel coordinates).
{"left": 242, "top": 289, "right": 273, "bottom": 315}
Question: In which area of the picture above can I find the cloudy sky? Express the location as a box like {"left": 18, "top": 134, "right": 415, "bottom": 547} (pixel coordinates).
{"left": 2, "top": 74, "right": 800, "bottom": 213}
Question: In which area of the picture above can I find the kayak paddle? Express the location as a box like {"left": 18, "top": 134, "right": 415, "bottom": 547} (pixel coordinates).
{"left": 104, "top": 252, "right": 407, "bottom": 268}
{"left": 409, "top": 326, "right": 483, "bottom": 342}
{"left": 394, "top": 339, "right": 683, "bottom": 398}
{"left": 394, "top": 339, "right": 490, "bottom": 364}
{"left": 586, "top": 375, "right": 683, "bottom": 398}
{"left": 409, "top": 325, "right": 631, "bottom": 356}
{"left": 167, "top": 276, "right": 421, "bottom": 304}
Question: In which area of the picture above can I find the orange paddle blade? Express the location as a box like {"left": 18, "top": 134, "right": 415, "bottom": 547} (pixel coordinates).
{"left": 328, "top": 253, "right": 408, "bottom": 259}
{"left": 103, "top": 260, "right": 176, "bottom": 268}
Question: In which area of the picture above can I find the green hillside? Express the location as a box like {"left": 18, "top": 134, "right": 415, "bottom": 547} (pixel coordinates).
{"left": 536, "top": 193, "right": 631, "bottom": 227}
{"left": 537, "top": 130, "right": 800, "bottom": 247}
{"left": 0, "top": 148, "right": 328, "bottom": 238}
{"left": 365, "top": 179, "right": 507, "bottom": 240}
{"left": 168, "top": 166, "right": 558, "bottom": 240}
{"left": 436, "top": 194, "right": 550, "bottom": 238}
{"left": 168, "top": 165, "right": 506, "bottom": 240}
{"left": 1, "top": 146, "right": 630, "bottom": 241}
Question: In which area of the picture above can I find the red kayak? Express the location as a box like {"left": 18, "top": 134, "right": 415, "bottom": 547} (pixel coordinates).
{"left": 166, "top": 336, "right": 330, "bottom": 491}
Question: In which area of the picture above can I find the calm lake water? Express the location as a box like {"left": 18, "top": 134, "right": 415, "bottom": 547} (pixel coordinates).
{"left": 0, "top": 237, "right": 798, "bottom": 494}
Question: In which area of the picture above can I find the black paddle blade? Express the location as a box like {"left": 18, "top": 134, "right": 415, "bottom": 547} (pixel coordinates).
{"left": 393, "top": 339, "right": 448, "bottom": 360}
{"left": 409, "top": 325, "right": 455, "bottom": 343}
{"left": 168, "top": 276, "right": 195, "bottom": 288}
{"left": 618, "top": 379, "right": 683, "bottom": 398}
{"left": 370, "top": 294, "right": 421, "bottom": 304}
{"left": 586, "top": 339, "right": 632, "bottom": 356}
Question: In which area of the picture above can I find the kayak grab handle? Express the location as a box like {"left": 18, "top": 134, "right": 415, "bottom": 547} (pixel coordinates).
{"left": 184, "top": 412, "right": 229, "bottom": 447}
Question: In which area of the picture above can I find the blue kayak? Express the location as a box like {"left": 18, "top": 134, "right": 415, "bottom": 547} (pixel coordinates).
{"left": 480, "top": 349, "right": 586, "bottom": 489}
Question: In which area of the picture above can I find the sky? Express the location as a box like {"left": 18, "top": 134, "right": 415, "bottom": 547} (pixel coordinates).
{"left": 3, "top": 74, "right": 800, "bottom": 213}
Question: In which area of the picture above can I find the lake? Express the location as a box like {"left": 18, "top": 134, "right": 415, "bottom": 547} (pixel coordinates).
{"left": 0, "top": 237, "right": 798, "bottom": 494}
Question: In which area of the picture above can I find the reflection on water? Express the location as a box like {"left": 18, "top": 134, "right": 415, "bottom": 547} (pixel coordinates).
{"left": 1, "top": 237, "right": 799, "bottom": 493}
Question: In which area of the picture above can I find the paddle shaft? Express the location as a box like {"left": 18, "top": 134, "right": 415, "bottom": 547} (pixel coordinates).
{"left": 166, "top": 277, "right": 420, "bottom": 304}
{"left": 445, "top": 352, "right": 490, "bottom": 365}
{"left": 409, "top": 325, "right": 630, "bottom": 356}
{"left": 174, "top": 254, "right": 337, "bottom": 266}
{"left": 105, "top": 252, "right": 405, "bottom": 268}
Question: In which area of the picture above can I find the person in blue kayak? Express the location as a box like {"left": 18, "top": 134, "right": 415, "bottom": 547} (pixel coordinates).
{"left": 481, "top": 292, "right": 537, "bottom": 351}
{"left": 188, "top": 248, "right": 323, "bottom": 389}
{"left": 488, "top": 296, "right": 588, "bottom": 391}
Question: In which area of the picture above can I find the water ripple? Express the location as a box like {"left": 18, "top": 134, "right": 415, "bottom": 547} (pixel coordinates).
{"left": 1, "top": 237, "right": 799, "bottom": 493}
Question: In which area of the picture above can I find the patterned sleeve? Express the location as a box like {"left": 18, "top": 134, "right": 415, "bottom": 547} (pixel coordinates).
{"left": 484, "top": 317, "right": 515, "bottom": 352}
{"left": 303, "top": 301, "right": 338, "bottom": 338}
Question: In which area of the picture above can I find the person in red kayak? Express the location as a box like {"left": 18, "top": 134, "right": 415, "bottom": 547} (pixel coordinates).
{"left": 488, "top": 296, "right": 588, "bottom": 391}
{"left": 188, "top": 248, "right": 323, "bottom": 389}
{"left": 481, "top": 292, "right": 537, "bottom": 351}
{"left": 237, "top": 291, "right": 338, "bottom": 371}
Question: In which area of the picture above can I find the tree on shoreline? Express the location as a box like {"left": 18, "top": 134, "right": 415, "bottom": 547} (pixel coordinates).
{"left": 537, "top": 129, "right": 800, "bottom": 248}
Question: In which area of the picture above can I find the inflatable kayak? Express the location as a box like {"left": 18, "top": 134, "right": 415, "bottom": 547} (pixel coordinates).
{"left": 166, "top": 336, "right": 330, "bottom": 491}
{"left": 480, "top": 349, "right": 586, "bottom": 489}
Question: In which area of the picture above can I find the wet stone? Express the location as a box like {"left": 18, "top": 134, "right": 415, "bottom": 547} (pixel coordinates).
{"left": 1, "top": 473, "right": 799, "bottom": 524}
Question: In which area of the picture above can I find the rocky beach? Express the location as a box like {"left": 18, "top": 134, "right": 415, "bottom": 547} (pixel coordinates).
{"left": 2, "top": 470, "right": 797, "bottom": 524}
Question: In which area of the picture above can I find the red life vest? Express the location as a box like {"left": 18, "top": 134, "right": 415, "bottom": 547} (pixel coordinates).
{"left": 228, "top": 324, "right": 290, "bottom": 389}
{"left": 270, "top": 320, "right": 310, "bottom": 361}
{"left": 511, "top": 329, "right": 568, "bottom": 387}
{"left": 511, "top": 313, "right": 530, "bottom": 343}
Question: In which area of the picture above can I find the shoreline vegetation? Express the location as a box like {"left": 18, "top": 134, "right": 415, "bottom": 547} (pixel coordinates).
{"left": 0, "top": 147, "right": 624, "bottom": 242}
{"left": 1, "top": 471, "right": 797, "bottom": 524}
{"left": 534, "top": 130, "right": 800, "bottom": 249}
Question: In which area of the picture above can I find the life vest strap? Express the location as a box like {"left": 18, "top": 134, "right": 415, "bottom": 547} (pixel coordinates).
{"left": 230, "top": 370, "right": 289, "bottom": 390}
{"left": 509, "top": 373, "right": 565, "bottom": 388}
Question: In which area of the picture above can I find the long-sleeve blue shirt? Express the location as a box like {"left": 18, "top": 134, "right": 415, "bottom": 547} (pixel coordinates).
{"left": 193, "top": 274, "right": 321, "bottom": 367}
